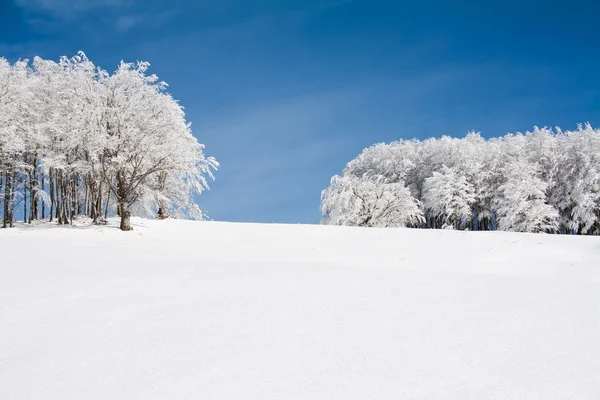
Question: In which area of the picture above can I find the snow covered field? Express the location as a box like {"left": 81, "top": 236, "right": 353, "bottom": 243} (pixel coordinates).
{"left": 1, "top": 219, "right": 600, "bottom": 399}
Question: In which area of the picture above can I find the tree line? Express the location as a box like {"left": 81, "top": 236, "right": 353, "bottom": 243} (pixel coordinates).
{"left": 321, "top": 125, "right": 600, "bottom": 234}
{"left": 0, "top": 52, "right": 217, "bottom": 231}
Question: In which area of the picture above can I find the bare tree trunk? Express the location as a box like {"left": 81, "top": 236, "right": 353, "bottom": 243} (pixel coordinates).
{"left": 62, "top": 175, "right": 69, "bottom": 225}
{"left": 70, "top": 177, "right": 76, "bottom": 225}
{"left": 157, "top": 202, "right": 167, "bottom": 219}
{"left": 84, "top": 179, "right": 89, "bottom": 217}
{"left": 157, "top": 172, "right": 168, "bottom": 219}
{"left": 29, "top": 172, "right": 33, "bottom": 223}
{"left": 60, "top": 171, "right": 69, "bottom": 225}
{"left": 57, "top": 172, "right": 63, "bottom": 225}
{"left": 96, "top": 182, "right": 103, "bottom": 221}
{"left": 75, "top": 177, "right": 82, "bottom": 216}
{"left": 29, "top": 170, "right": 34, "bottom": 223}
{"left": 23, "top": 174, "right": 28, "bottom": 223}
{"left": 41, "top": 172, "right": 45, "bottom": 220}
{"left": 119, "top": 201, "right": 132, "bottom": 231}
{"left": 104, "top": 188, "right": 110, "bottom": 220}
{"left": 53, "top": 169, "right": 59, "bottom": 223}
{"left": 89, "top": 181, "right": 98, "bottom": 223}
{"left": 49, "top": 168, "right": 55, "bottom": 222}
{"left": 31, "top": 155, "right": 39, "bottom": 221}
{"left": 10, "top": 170, "right": 17, "bottom": 227}
{"left": 116, "top": 170, "right": 132, "bottom": 231}
{"left": 3, "top": 170, "right": 10, "bottom": 228}
{"left": 57, "top": 171, "right": 62, "bottom": 224}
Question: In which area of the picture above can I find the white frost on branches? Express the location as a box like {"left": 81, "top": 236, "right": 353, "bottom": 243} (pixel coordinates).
{"left": 494, "top": 159, "right": 559, "bottom": 233}
{"left": 422, "top": 165, "right": 475, "bottom": 230}
{"left": 322, "top": 125, "right": 600, "bottom": 234}
{"left": 321, "top": 175, "right": 423, "bottom": 227}
{"left": 0, "top": 52, "right": 217, "bottom": 230}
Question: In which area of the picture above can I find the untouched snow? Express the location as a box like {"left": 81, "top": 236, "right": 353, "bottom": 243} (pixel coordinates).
{"left": 1, "top": 219, "right": 600, "bottom": 399}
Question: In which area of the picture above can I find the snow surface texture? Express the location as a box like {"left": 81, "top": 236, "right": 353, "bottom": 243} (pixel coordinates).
{"left": 1, "top": 219, "right": 600, "bottom": 399}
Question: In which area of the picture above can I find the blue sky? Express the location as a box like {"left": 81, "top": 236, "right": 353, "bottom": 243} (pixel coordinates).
{"left": 2, "top": 0, "right": 600, "bottom": 223}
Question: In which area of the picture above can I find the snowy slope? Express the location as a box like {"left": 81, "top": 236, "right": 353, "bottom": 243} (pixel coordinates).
{"left": 1, "top": 219, "right": 600, "bottom": 399}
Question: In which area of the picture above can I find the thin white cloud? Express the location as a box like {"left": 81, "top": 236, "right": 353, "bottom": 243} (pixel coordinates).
{"left": 115, "top": 11, "right": 178, "bottom": 32}
{"left": 115, "top": 14, "right": 142, "bottom": 31}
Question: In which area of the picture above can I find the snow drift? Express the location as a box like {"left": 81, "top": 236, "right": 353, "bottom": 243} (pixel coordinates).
{"left": 1, "top": 219, "right": 599, "bottom": 398}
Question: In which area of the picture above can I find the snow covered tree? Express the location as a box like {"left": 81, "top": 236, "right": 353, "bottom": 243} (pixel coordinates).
{"left": 97, "top": 61, "right": 217, "bottom": 230}
{"left": 493, "top": 158, "right": 559, "bottom": 233}
{"left": 0, "top": 59, "right": 28, "bottom": 228}
{"left": 322, "top": 125, "right": 600, "bottom": 235}
{"left": 321, "top": 175, "right": 423, "bottom": 227}
{"left": 422, "top": 165, "right": 475, "bottom": 229}
{"left": 0, "top": 52, "right": 217, "bottom": 231}
{"left": 556, "top": 124, "right": 600, "bottom": 234}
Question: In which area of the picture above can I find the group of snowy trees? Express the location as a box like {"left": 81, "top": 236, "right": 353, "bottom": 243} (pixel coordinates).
{"left": 321, "top": 125, "right": 600, "bottom": 234}
{"left": 0, "top": 52, "right": 217, "bottom": 231}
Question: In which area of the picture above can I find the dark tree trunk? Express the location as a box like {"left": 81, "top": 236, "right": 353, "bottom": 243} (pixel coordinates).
{"left": 116, "top": 170, "right": 133, "bottom": 231}
{"left": 10, "top": 170, "right": 17, "bottom": 227}
{"left": 104, "top": 188, "right": 110, "bottom": 219}
{"left": 59, "top": 171, "right": 69, "bottom": 225}
{"left": 89, "top": 181, "right": 98, "bottom": 223}
{"left": 41, "top": 172, "right": 45, "bottom": 220}
{"left": 63, "top": 174, "right": 69, "bottom": 225}
{"left": 119, "top": 202, "right": 132, "bottom": 231}
{"left": 70, "top": 177, "right": 76, "bottom": 225}
{"left": 55, "top": 170, "right": 62, "bottom": 224}
{"left": 84, "top": 180, "right": 90, "bottom": 217}
{"left": 3, "top": 170, "right": 10, "bottom": 228}
{"left": 29, "top": 172, "right": 34, "bottom": 223}
{"left": 49, "top": 168, "right": 55, "bottom": 222}
{"left": 96, "top": 182, "right": 103, "bottom": 222}
{"left": 23, "top": 176, "right": 27, "bottom": 223}
{"left": 156, "top": 172, "right": 168, "bottom": 220}
{"left": 31, "top": 155, "right": 39, "bottom": 221}
{"left": 57, "top": 172, "right": 63, "bottom": 224}
{"left": 157, "top": 205, "right": 167, "bottom": 219}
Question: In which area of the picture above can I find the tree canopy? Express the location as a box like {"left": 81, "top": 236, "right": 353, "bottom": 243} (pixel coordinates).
{"left": 0, "top": 52, "right": 217, "bottom": 230}
{"left": 322, "top": 126, "right": 600, "bottom": 234}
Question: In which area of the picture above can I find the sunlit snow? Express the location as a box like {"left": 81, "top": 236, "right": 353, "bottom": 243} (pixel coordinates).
{"left": 1, "top": 219, "right": 599, "bottom": 398}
